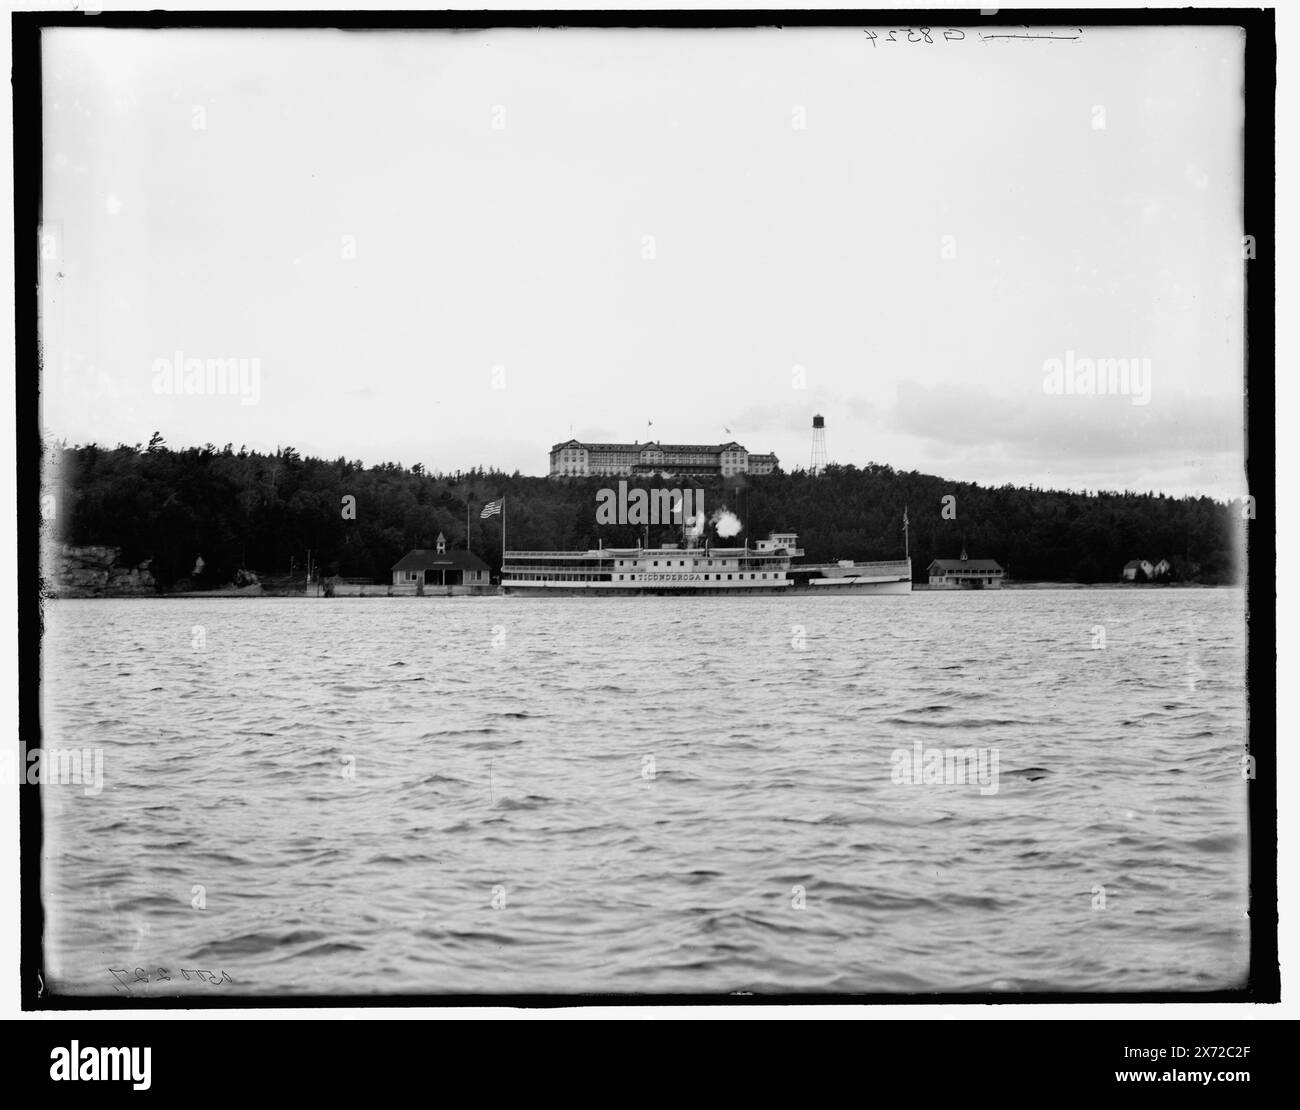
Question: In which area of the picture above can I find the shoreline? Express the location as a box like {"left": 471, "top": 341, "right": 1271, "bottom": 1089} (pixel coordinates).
{"left": 44, "top": 581, "right": 1240, "bottom": 599}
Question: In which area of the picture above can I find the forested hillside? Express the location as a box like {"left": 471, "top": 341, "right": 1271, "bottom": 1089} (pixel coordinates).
{"left": 45, "top": 437, "right": 1244, "bottom": 587}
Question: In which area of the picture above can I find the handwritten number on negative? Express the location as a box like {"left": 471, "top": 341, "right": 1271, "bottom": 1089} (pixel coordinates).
{"left": 108, "top": 966, "right": 234, "bottom": 990}
{"left": 866, "top": 28, "right": 965, "bottom": 47}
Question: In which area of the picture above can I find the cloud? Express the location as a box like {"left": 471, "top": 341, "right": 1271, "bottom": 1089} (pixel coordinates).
{"left": 891, "top": 381, "right": 1242, "bottom": 462}
{"left": 883, "top": 381, "right": 1246, "bottom": 497}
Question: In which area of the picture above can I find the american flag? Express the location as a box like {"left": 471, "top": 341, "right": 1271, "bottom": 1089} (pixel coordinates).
{"left": 480, "top": 499, "right": 503, "bottom": 519}
{"left": 902, "top": 506, "right": 909, "bottom": 531}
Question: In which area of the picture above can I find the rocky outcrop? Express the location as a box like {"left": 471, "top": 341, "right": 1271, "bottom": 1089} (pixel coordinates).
{"left": 45, "top": 544, "right": 157, "bottom": 597}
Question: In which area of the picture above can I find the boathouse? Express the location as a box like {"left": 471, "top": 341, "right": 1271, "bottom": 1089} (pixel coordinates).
{"left": 927, "top": 552, "right": 1005, "bottom": 589}
{"left": 391, "top": 534, "right": 491, "bottom": 594}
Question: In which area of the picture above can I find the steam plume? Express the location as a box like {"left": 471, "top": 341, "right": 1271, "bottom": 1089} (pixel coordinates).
{"left": 711, "top": 508, "right": 742, "bottom": 538}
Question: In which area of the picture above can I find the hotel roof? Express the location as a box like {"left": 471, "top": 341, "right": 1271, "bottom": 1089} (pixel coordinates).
{"left": 551, "top": 440, "right": 748, "bottom": 453}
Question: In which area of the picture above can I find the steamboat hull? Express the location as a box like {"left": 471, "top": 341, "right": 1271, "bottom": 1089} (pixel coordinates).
{"left": 788, "top": 577, "right": 912, "bottom": 595}
{"left": 501, "top": 582, "right": 910, "bottom": 596}
{"left": 786, "top": 559, "right": 913, "bottom": 595}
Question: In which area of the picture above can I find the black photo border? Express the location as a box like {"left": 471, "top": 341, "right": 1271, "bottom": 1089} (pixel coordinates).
{"left": 13, "top": 6, "right": 1278, "bottom": 1010}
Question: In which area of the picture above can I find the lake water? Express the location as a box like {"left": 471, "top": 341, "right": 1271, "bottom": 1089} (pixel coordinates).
{"left": 39, "top": 590, "right": 1250, "bottom": 996}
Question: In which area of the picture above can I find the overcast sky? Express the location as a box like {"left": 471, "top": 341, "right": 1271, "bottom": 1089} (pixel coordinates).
{"left": 40, "top": 24, "right": 1247, "bottom": 498}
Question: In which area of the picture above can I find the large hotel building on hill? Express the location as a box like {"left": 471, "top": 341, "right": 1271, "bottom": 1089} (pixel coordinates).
{"left": 550, "top": 439, "right": 778, "bottom": 479}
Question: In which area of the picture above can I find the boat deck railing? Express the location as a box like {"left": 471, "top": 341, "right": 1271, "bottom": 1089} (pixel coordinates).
{"left": 504, "top": 551, "right": 615, "bottom": 559}
{"left": 504, "top": 546, "right": 802, "bottom": 559}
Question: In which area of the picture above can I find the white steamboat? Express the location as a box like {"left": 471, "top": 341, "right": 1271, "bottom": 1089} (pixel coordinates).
{"left": 501, "top": 533, "right": 911, "bottom": 596}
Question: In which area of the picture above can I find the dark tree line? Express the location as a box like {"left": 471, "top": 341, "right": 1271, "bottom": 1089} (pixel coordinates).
{"left": 46, "top": 438, "right": 1245, "bottom": 587}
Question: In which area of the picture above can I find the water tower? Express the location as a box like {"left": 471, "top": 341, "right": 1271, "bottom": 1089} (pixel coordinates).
{"left": 810, "top": 414, "right": 828, "bottom": 476}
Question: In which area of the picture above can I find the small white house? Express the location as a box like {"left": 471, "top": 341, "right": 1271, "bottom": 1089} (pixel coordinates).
{"left": 1122, "top": 559, "right": 1156, "bottom": 581}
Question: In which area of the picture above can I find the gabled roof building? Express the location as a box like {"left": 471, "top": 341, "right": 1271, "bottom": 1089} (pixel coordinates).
{"left": 927, "top": 553, "right": 1005, "bottom": 589}
{"left": 391, "top": 533, "right": 491, "bottom": 592}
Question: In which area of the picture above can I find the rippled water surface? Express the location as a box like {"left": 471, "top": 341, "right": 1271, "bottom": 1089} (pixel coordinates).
{"left": 40, "top": 590, "right": 1250, "bottom": 996}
